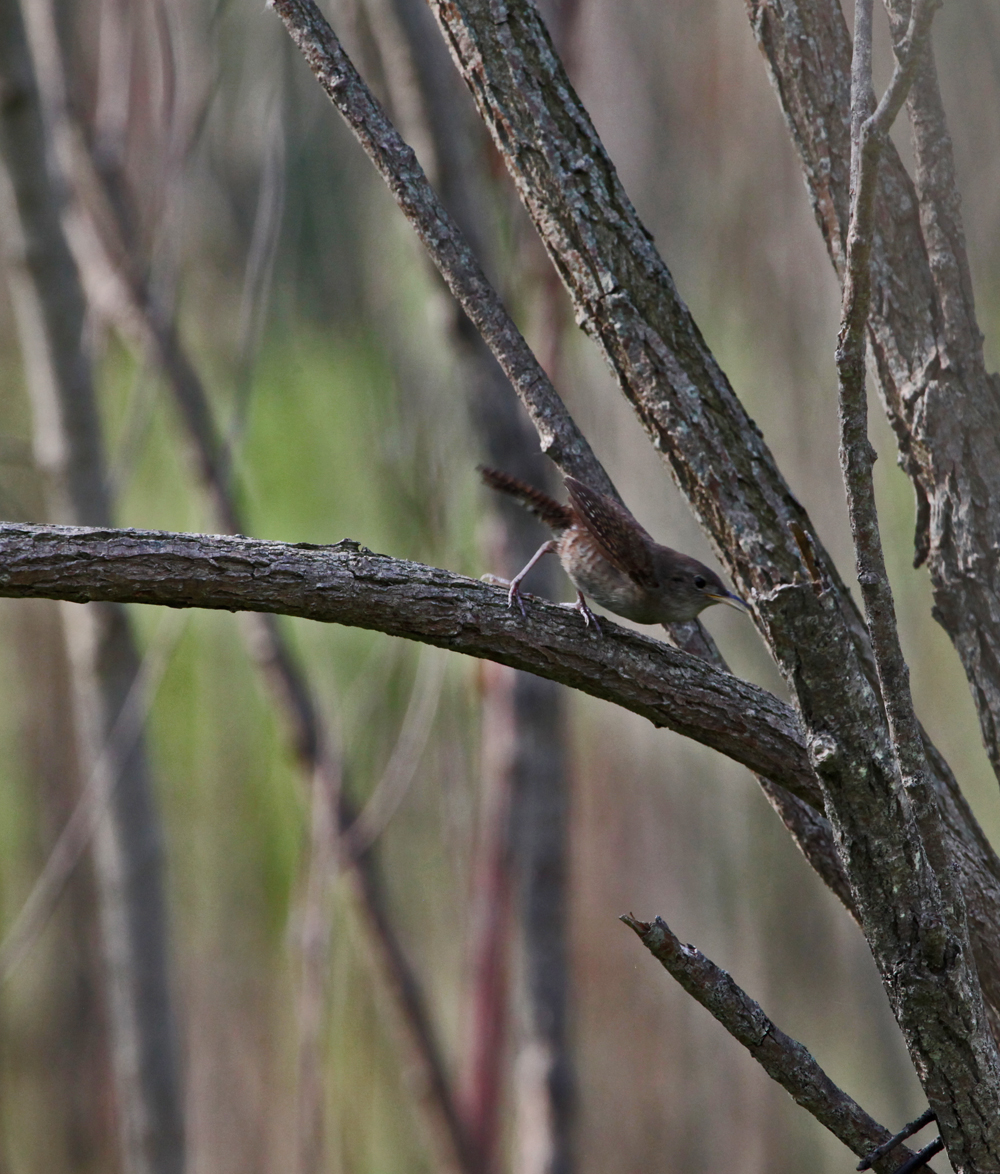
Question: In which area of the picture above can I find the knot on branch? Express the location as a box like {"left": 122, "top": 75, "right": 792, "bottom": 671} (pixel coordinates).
{"left": 808, "top": 731, "right": 842, "bottom": 770}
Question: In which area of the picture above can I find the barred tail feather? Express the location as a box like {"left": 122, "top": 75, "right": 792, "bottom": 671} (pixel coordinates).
{"left": 478, "top": 466, "right": 573, "bottom": 532}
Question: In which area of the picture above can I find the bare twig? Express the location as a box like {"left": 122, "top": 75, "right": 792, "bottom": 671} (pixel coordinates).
{"left": 296, "top": 751, "right": 342, "bottom": 1174}
{"left": 894, "top": 1137, "right": 945, "bottom": 1174}
{"left": 835, "top": 0, "right": 949, "bottom": 869}
{"left": 858, "top": 1107, "right": 936, "bottom": 1169}
{"left": 344, "top": 642, "right": 446, "bottom": 855}
{"left": 229, "top": 81, "right": 286, "bottom": 454}
{"left": 459, "top": 657, "right": 517, "bottom": 1174}
{"left": 621, "top": 915, "right": 920, "bottom": 1172}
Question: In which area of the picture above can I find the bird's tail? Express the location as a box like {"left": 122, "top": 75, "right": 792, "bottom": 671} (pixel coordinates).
{"left": 479, "top": 466, "right": 573, "bottom": 532}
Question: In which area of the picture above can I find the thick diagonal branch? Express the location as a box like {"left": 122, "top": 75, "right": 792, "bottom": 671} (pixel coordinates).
{"left": 273, "top": 0, "right": 1000, "bottom": 1064}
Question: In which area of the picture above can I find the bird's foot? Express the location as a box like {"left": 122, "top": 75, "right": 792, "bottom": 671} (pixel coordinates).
{"left": 481, "top": 573, "right": 528, "bottom": 616}
{"left": 507, "top": 579, "right": 528, "bottom": 618}
{"left": 573, "top": 592, "right": 602, "bottom": 635}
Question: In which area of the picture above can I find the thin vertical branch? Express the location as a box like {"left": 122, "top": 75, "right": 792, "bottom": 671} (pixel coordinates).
{"left": 833, "top": 1, "right": 1000, "bottom": 1164}
{"left": 461, "top": 657, "right": 517, "bottom": 1174}
{"left": 0, "top": 608, "right": 189, "bottom": 980}
{"left": 0, "top": 2, "right": 185, "bottom": 1171}
{"left": 835, "top": 0, "right": 944, "bottom": 853}
{"left": 296, "top": 753, "right": 342, "bottom": 1174}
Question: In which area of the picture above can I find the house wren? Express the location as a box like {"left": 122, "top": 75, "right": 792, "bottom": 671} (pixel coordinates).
{"left": 481, "top": 466, "right": 748, "bottom": 630}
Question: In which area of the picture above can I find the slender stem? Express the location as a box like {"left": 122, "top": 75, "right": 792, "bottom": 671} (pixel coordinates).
{"left": 858, "top": 1107, "right": 936, "bottom": 1170}
{"left": 622, "top": 915, "right": 917, "bottom": 1171}
{"left": 893, "top": 1137, "right": 944, "bottom": 1174}
{"left": 835, "top": 0, "right": 944, "bottom": 845}
{"left": 833, "top": 3, "right": 1000, "bottom": 1161}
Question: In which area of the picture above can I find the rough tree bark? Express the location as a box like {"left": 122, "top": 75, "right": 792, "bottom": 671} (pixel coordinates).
{"left": 270, "top": 0, "right": 1000, "bottom": 1166}
{"left": 746, "top": 0, "right": 1000, "bottom": 789}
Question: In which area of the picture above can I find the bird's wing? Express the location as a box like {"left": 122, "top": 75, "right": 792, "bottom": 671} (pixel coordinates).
{"left": 565, "top": 478, "right": 658, "bottom": 589}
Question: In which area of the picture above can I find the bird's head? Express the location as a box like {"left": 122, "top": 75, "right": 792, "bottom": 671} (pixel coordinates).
{"left": 651, "top": 549, "right": 749, "bottom": 623}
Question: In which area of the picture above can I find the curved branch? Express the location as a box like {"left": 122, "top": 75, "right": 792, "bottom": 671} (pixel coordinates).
{"left": 0, "top": 520, "right": 815, "bottom": 800}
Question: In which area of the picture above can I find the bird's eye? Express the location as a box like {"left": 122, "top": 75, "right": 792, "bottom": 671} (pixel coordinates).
{"left": 694, "top": 575, "right": 707, "bottom": 589}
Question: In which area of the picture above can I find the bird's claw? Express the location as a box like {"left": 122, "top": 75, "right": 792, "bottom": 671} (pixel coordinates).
{"left": 574, "top": 594, "right": 602, "bottom": 635}
{"left": 507, "top": 582, "right": 528, "bottom": 618}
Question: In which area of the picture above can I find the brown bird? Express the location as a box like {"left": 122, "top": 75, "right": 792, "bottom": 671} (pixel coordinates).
{"left": 481, "top": 466, "right": 748, "bottom": 631}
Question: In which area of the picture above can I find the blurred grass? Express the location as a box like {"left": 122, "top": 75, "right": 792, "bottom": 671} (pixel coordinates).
{"left": 2, "top": 0, "right": 1000, "bottom": 1169}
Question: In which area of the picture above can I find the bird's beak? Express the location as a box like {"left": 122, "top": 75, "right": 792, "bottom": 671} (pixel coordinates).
{"left": 707, "top": 590, "right": 751, "bottom": 614}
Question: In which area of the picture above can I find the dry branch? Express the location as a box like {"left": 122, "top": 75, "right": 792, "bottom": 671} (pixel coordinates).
{"left": 747, "top": 0, "right": 1000, "bottom": 788}
{"left": 0, "top": 520, "right": 819, "bottom": 799}
{"left": 622, "top": 915, "right": 921, "bottom": 1173}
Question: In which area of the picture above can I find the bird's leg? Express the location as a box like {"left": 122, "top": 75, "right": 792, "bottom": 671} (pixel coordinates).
{"left": 573, "top": 591, "right": 602, "bottom": 635}
{"left": 505, "top": 540, "right": 557, "bottom": 616}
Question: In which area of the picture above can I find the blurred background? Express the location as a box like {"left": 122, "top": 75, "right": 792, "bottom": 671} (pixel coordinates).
{"left": 1, "top": 0, "right": 999, "bottom": 1172}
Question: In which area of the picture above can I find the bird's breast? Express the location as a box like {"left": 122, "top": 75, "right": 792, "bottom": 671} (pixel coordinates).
{"left": 557, "top": 530, "right": 662, "bottom": 623}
